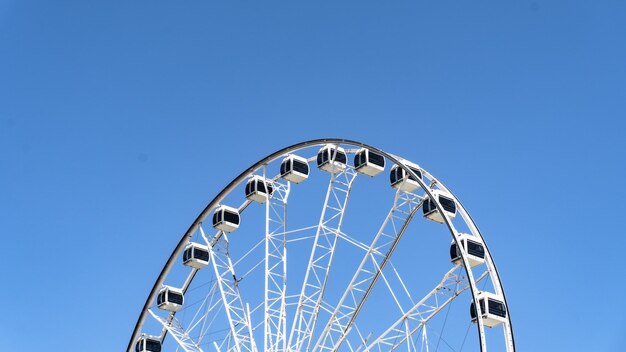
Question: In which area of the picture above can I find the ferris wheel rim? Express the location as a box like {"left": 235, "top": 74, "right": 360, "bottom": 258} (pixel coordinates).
{"left": 127, "top": 138, "right": 515, "bottom": 352}
{"left": 428, "top": 178, "right": 516, "bottom": 350}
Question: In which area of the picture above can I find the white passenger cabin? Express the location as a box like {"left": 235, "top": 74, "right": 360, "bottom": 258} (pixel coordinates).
{"left": 157, "top": 286, "right": 184, "bottom": 312}
{"left": 389, "top": 161, "right": 422, "bottom": 192}
{"left": 280, "top": 155, "right": 309, "bottom": 183}
{"left": 354, "top": 148, "right": 385, "bottom": 177}
{"left": 183, "top": 242, "right": 210, "bottom": 269}
{"left": 470, "top": 291, "right": 507, "bottom": 327}
{"left": 423, "top": 190, "right": 457, "bottom": 223}
{"left": 212, "top": 205, "right": 240, "bottom": 233}
{"left": 317, "top": 144, "right": 347, "bottom": 173}
{"left": 135, "top": 335, "right": 161, "bottom": 352}
{"left": 245, "top": 176, "right": 274, "bottom": 203}
{"left": 450, "top": 233, "right": 485, "bottom": 267}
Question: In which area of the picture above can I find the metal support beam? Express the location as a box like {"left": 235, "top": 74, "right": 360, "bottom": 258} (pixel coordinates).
{"left": 313, "top": 190, "right": 424, "bottom": 352}
{"left": 288, "top": 165, "right": 358, "bottom": 352}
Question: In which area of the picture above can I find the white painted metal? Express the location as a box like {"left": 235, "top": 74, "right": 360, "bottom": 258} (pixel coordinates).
{"left": 420, "top": 327, "right": 429, "bottom": 352}
{"left": 288, "top": 163, "right": 358, "bottom": 352}
{"left": 361, "top": 265, "right": 486, "bottom": 352}
{"left": 422, "top": 168, "right": 515, "bottom": 351}
{"left": 204, "top": 230, "right": 257, "bottom": 352}
{"left": 264, "top": 178, "right": 290, "bottom": 352}
{"left": 129, "top": 139, "right": 514, "bottom": 352}
{"left": 415, "top": 183, "right": 489, "bottom": 351}
{"left": 312, "top": 188, "right": 424, "bottom": 352}
{"left": 148, "top": 309, "right": 203, "bottom": 352}
{"left": 176, "top": 279, "right": 224, "bottom": 349}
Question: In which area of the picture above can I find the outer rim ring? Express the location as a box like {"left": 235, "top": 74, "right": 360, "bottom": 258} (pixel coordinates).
{"left": 127, "top": 138, "right": 515, "bottom": 352}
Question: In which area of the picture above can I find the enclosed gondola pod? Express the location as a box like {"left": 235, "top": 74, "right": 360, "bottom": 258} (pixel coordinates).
{"left": 157, "top": 286, "right": 184, "bottom": 312}
{"left": 423, "top": 190, "right": 457, "bottom": 223}
{"left": 317, "top": 144, "right": 347, "bottom": 173}
{"left": 183, "top": 242, "right": 210, "bottom": 269}
{"left": 135, "top": 335, "right": 161, "bottom": 352}
{"left": 470, "top": 291, "right": 507, "bottom": 327}
{"left": 280, "top": 155, "right": 310, "bottom": 183}
{"left": 245, "top": 176, "right": 274, "bottom": 203}
{"left": 389, "top": 161, "right": 422, "bottom": 192}
{"left": 450, "top": 233, "right": 485, "bottom": 267}
{"left": 212, "top": 205, "right": 240, "bottom": 233}
{"left": 354, "top": 148, "right": 385, "bottom": 177}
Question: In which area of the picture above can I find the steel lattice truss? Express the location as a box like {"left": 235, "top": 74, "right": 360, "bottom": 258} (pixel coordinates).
{"left": 149, "top": 310, "right": 203, "bottom": 352}
{"left": 264, "top": 180, "right": 290, "bottom": 352}
{"left": 128, "top": 140, "right": 515, "bottom": 352}
{"left": 206, "top": 231, "right": 257, "bottom": 352}
{"left": 362, "top": 265, "right": 489, "bottom": 352}
{"left": 288, "top": 165, "right": 358, "bottom": 352}
{"left": 313, "top": 189, "right": 424, "bottom": 352}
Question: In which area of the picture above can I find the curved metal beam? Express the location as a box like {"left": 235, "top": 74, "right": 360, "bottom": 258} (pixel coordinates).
{"left": 127, "top": 139, "right": 515, "bottom": 352}
{"left": 428, "top": 175, "right": 516, "bottom": 350}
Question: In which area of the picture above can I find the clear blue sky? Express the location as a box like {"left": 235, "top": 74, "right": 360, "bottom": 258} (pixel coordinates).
{"left": 1, "top": 1, "right": 625, "bottom": 351}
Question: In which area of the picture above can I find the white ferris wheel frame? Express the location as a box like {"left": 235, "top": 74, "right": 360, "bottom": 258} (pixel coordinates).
{"left": 127, "top": 138, "right": 515, "bottom": 352}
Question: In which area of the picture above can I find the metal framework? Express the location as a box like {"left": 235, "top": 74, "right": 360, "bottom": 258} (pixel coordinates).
{"left": 127, "top": 139, "right": 515, "bottom": 352}
{"left": 288, "top": 163, "right": 358, "bottom": 352}
{"left": 265, "top": 179, "right": 290, "bottom": 352}
{"left": 361, "top": 265, "right": 488, "bottom": 352}
{"left": 204, "top": 229, "right": 257, "bottom": 352}
{"left": 312, "top": 189, "right": 423, "bottom": 352}
{"left": 148, "top": 309, "right": 203, "bottom": 352}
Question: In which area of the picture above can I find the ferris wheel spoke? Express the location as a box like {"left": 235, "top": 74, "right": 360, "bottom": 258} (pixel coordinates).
{"left": 264, "top": 179, "right": 290, "bottom": 352}
{"left": 288, "top": 165, "right": 358, "bottom": 352}
{"left": 205, "top": 231, "right": 258, "bottom": 352}
{"left": 148, "top": 309, "right": 204, "bottom": 352}
{"left": 156, "top": 198, "right": 255, "bottom": 344}
{"left": 188, "top": 281, "right": 226, "bottom": 346}
{"left": 130, "top": 140, "right": 515, "bottom": 352}
{"left": 361, "top": 264, "right": 473, "bottom": 352}
{"left": 213, "top": 330, "right": 234, "bottom": 352}
{"left": 313, "top": 189, "right": 424, "bottom": 352}
{"left": 213, "top": 341, "right": 223, "bottom": 352}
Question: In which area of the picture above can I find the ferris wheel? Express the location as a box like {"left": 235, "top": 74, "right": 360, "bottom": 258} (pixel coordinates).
{"left": 128, "top": 139, "right": 515, "bottom": 352}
